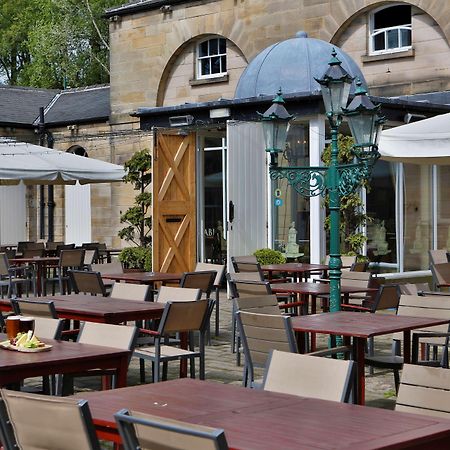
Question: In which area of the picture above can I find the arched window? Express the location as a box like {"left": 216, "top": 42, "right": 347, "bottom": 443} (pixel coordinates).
{"left": 67, "top": 145, "right": 88, "bottom": 157}
{"left": 196, "top": 37, "right": 227, "bottom": 79}
{"left": 370, "top": 4, "right": 412, "bottom": 55}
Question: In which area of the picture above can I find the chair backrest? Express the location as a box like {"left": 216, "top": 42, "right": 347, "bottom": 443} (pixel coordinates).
{"left": 226, "top": 271, "right": 263, "bottom": 282}
{"left": 180, "top": 271, "right": 217, "bottom": 296}
{"left": 77, "top": 322, "right": 138, "bottom": 355}
{"left": 431, "top": 262, "right": 450, "bottom": 288}
{"left": 46, "top": 241, "right": 64, "bottom": 251}
{"left": 55, "top": 243, "right": 76, "bottom": 256}
{"left": 340, "top": 271, "right": 372, "bottom": 282}
{"left": 11, "top": 299, "right": 58, "bottom": 319}
{"left": 394, "top": 294, "right": 450, "bottom": 343}
{"left": 195, "top": 262, "right": 226, "bottom": 287}
{"left": 33, "top": 317, "right": 64, "bottom": 340}
{"left": 350, "top": 261, "right": 368, "bottom": 272}
{"left": 262, "top": 350, "right": 354, "bottom": 403}
{"left": 396, "top": 364, "right": 450, "bottom": 419}
{"left": 324, "top": 255, "right": 356, "bottom": 270}
{"left": 370, "top": 284, "right": 401, "bottom": 312}
{"left": 429, "top": 249, "right": 449, "bottom": 266}
{"left": 234, "top": 294, "right": 281, "bottom": 315}
{"left": 226, "top": 274, "right": 272, "bottom": 298}
{"left": 159, "top": 300, "right": 212, "bottom": 334}
{"left": 0, "top": 253, "right": 9, "bottom": 276}
{"left": 84, "top": 249, "right": 97, "bottom": 266}
{"left": 60, "top": 249, "right": 85, "bottom": 268}
{"left": 17, "top": 241, "right": 34, "bottom": 254}
{"left": 91, "top": 261, "right": 123, "bottom": 274}
{"left": 399, "top": 283, "right": 430, "bottom": 295}
{"left": 115, "top": 409, "right": 229, "bottom": 450}
{"left": 22, "top": 248, "right": 45, "bottom": 258}
{"left": 0, "top": 389, "right": 101, "bottom": 450}
{"left": 68, "top": 270, "right": 108, "bottom": 296}
{"left": 236, "top": 311, "right": 297, "bottom": 371}
{"left": 156, "top": 286, "right": 202, "bottom": 303}
{"left": 110, "top": 282, "right": 153, "bottom": 302}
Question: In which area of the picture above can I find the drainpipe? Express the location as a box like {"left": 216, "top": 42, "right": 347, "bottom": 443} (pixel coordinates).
{"left": 47, "top": 133, "right": 55, "bottom": 242}
{"left": 38, "top": 108, "right": 46, "bottom": 239}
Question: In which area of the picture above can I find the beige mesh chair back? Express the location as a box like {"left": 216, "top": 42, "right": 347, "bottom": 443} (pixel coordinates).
{"left": 115, "top": 409, "right": 229, "bottom": 450}
{"left": 91, "top": 261, "right": 123, "bottom": 274}
{"left": 31, "top": 317, "right": 64, "bottom": 340}
{"left": 134, "top": 299, "right": 214, "bottom": 382}
{"left": 195, "top": 262, "right": 226, "bottom": 336}
{"left": 236, "top": 310, "right": 297, "bottom": 387}
{"left": 234, "top": 294, "right": 280, "bottom": 315}
{"left": 180, "top": 271, "right": 217, "bottom": 297}
{"left": 11, "top": 299, "right": 58, "bottom": 318}
{"left": 21, "top": 248, "right": 45, "bottom": 258}
{"left": 396, "top": 364, "right": 450, "bottom": 419}
{"left": 400, "top": 283, "right": 430, "bottom": 295}
{"left": 227, "top": 271, "right": 263, "bottom": 282}
{"left": 262, "top": 350, "right": 354, "bottom": 403}
{"left": 0, "top": 389, "right": 101, "bottom": 450}
{"left": 110, "top": 282, "right": 153, "bottom": 302}
{"left": 324, "top": 255, "right": 356, "bottom": 270}
{"left": 68, "top": 270, "right": 108, "bottom": 296}
{"left": 231, "top": 255, "right": 264, "bottom": 279}
{"left": 227, "top": 274, "right": 272, "bottom": 298}
{"left": 78, "top": 321, "right": 138, "bottom": 352}
{"left": 429, "top": 249, "right": 449, "bottom": 265}
{"left": 431, "top": 263, "right": 450, "bottom": 290}
{"left": 156, "top": 285, "right": 202, "bottom": 303}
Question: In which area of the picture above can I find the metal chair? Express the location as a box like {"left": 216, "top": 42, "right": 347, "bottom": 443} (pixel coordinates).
{"left": 11, "top": 298, "right": 58, "bottom": 318}
{"left": 429, "top": 249, "right": 449, "bottom": 265}
{"left": 134, "top": 299, "right": 214, "bottom": 383}
{"left": 68, "top": 270, "right": 108, "bottom": 296}
{"left": 48, "top": 249, "right": 85, "bottom": 294}
{"left": 430, "top": 262, "right": 450, "bottom": 291}
{"left": 0, "top": 253, "right": 36, "bottom": 297}
{"left": 262, "top": 349, "right": 355, "bottom": 403}
{"left": 115, "top": 409, "right": 229, "bottom": 450}
{"left": 0, "top": 389, "right": 101, "bottom": 450}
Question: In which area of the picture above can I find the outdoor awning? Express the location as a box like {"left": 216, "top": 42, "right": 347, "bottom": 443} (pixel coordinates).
{"left": 0, "top": 141, "right": 125, "bottom": 185}
{"left": 378, "top": 112, "right": 450, "bottom": 165}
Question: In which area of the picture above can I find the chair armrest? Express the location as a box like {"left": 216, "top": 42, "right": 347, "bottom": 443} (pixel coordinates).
{"left": 412, "top": 331, "right": 450, "bottom": 364}
{"left": 308, "top": 345, "right": 352, "bottom": 357}
{"left": 341, "top": 304, "right": 371, "bottom": 312}
{"left": 139, "top": 329, "right": 161, "bottom": 337}
{"left": 278, "top": 301, "right": 304, "bottom": 310}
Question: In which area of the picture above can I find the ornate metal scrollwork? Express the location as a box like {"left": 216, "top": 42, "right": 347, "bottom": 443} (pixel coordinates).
{"left": 338, "top": 160, "right": 375, "bottom": 196}
{"left": 269, "top": 166, "right": 328, "bottom": 197}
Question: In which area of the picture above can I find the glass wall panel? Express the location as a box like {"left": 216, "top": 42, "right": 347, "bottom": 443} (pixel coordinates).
{"left": 272, "top": 123, "right": 310, "bottom": 260}
{"left": 437, "top": 165, "right": 450, "bottom": 250}
{"left": 403, "top": 164, "right": 432, "bottom": 270}
{"left": 366, "top": 160, "right": 397, "bottom": 268}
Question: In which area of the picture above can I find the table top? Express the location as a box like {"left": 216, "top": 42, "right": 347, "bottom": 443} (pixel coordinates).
{"left": 0, "top": 334, "right": 129, "bottom": 386}
{"left": 10, "top": 256, "right": 59, "bottom": 264}
{"left": 262, "top": 263, "right": 329, "bottom": 273}
{"left": 0, "top": 295, "right": 165, "bottom": 323}
{"left": 271, "top": 281, "right": 377, "bottom": 296}
{"left": 80, "top": 378, "right": 450, "bottom": 450}
{"left": 291, "top": 311, "right": 450, "bottom": 338}
{"left": 101, "top": 271, "right": 182, "bottom": 284}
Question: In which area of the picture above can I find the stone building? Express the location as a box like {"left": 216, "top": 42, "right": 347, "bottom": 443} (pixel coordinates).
{"left": 104, "top": 0, "right": 450, "bottom": 273}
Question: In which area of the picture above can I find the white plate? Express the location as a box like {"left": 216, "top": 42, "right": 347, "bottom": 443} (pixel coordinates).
{"left": 0, "top": 340, "right": 52, "bottom": 353}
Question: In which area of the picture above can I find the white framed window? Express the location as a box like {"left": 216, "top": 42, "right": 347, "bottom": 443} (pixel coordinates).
{"left": 197, "top": 37, "right": 227, "bottom": 79}
{"left": 369, "top": 4, "right": 412, "bottom": 55}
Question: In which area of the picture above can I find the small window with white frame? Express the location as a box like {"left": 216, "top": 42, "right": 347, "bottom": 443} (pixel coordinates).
{"left": 369, "top": 4, "right": 412, "bottom": 55}
{"left": 197, "top": 37, "right": 227, "bottom": 79}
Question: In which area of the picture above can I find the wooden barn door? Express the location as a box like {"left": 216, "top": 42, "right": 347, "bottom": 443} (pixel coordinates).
{"left": 153, "top": 131, "right": 197, "bottom": 272}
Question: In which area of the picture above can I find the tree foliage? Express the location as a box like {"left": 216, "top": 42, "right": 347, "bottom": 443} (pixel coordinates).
{"left": 0, "top": 0, "right": 117, "bottom": 88}
{"left": 322, "top": 134, "right": 370, "bottom": 255}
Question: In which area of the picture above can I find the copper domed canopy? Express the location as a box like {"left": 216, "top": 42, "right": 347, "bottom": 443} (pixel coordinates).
{"left": 235, "top": 31, "right": 367, "bottom": 99}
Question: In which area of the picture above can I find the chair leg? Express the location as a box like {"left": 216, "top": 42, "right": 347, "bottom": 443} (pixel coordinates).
{"left": 215, "top": 288, "right": 220, "bottom": 337}
{"left": 231, "top": 302, "right": 237, "bottom": 353}
{"left": 139, "top": 359, "right": 146, "bottom": 383}
{"left": 394, "top": 369, "right": 400, "bottom": 395}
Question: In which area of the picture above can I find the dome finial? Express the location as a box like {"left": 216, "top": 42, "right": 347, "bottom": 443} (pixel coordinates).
{"left": 296, "top": 31, "right": 308, "bottom": 38}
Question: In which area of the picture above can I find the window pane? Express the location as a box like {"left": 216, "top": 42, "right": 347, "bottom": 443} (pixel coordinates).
{"left": 437, "top": 166, "right": 450, "bottom": 249}
{"left": 403, "top": 164, "right": 432, "bottom": 271}
{"left": 374, "top": 33, "right": 385, "bottom": 51}
{"left": 221, "top": 55, "right": 227, "bottom": 72}
{"left": 401, "top": 28, "right": 411, "bottom": 47}
{"left": 199, "top": 41, "right": 208, "bottom": 57}
{"left": 201, "top": 59, "right": 210, "bottom": 75}
{"left": 209, "top": 39, "right": 218, "bottom": 55}
{"left": 387, "top": 29, "right": 399, "bottom": 49}
{"left": 374, "top": 5, "right": 411, "bottom": 29}
{"left": 219, "top": 38, "right": 226, "bottom": 54}
{"left": 211, "top": 56, "right": 221, "bottom": 74}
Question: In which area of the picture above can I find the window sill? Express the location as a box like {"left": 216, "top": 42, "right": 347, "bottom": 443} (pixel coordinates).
{"left": 189, "top": 74, "right": 229, "bottom": 86}
{"left": 362, "top": 48, "right": 414, "bottom": 63}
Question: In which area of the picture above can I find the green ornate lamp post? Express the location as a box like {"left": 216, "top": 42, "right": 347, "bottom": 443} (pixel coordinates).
{"left": 262, "top": 50, "right": 384, "bottom": 313}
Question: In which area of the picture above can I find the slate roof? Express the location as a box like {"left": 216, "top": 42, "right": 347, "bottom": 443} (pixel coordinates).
{"left": 0, "top": 86, "right": 58, "bottom": 126}
{"left": 42, "top": 85, "right": 110, "bottom": 125}
{"left": 105, "top": 0, "right": 191, "bottom": 17}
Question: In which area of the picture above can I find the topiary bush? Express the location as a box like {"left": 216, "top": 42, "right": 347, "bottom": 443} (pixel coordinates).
{"left": 118, "top": 246, "right": 152, "bottom": 272}
{"left": 253, "top": 248, "right": 286, "bottom": 265}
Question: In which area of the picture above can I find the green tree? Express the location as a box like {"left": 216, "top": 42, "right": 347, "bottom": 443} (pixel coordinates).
{"left": 0, "top": 0, "right": 117, "bottom": 88}
{"left": 322, "top": 134, "right": 370, "bottom": 255}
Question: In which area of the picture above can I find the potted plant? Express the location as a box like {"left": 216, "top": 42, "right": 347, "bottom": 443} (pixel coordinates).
{"left": 253, "top": 248, "right": 286, "bottom": 265}
{"left": 118, "top": 149, "right": 152, "bottom": 271}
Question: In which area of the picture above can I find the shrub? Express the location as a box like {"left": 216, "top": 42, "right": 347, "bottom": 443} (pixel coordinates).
{"left": 118, "top": 246, "right": 152, "bottom": 271}
{"left": 253, "top": 248, "right": 286, "bottom": 265}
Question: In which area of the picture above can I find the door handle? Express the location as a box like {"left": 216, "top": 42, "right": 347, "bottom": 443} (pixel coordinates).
{"left": 229, "top": 201, "right": 235, "bottom": 223}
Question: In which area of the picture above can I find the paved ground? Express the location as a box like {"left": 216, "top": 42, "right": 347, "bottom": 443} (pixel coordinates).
{"left": 40, "top": 290, "right": 398, "bottom": 410}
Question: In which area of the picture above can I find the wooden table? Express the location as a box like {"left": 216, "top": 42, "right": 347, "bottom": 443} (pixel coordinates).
{"left": 10, "top": 256, "right": 59, "bottom": 296}
{"left": 101, "top": 271, "right": 182, "bottom": 285}
{"left": 80, "top": 378, "right": 450, "bottom": 449}
{"left": 262, "top": 263, "right": 329, "bottom": 281}
{"left": 0, "top": 294, "right": 165, "bottom": 324}
{"left": 0, "top": 335, "right": 130, "bottom": 388}
{"left": 291, "top": 312, "right": 450, "bottom": 405}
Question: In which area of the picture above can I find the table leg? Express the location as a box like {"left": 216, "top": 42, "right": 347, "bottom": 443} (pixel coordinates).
{"left": 310, "top": 295, "right": 317, "bottom": 351}
{"left": 179, "top": 332, "right": 188, "bottom": 378}
{"left": 403, "top": 330, "right": 411, "bottom": 363}
{"left": 115, "top": 355, "right": 129, "bottom": 388}
{"left": 352, "top": 337, "right": 366, "bottom": 405}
